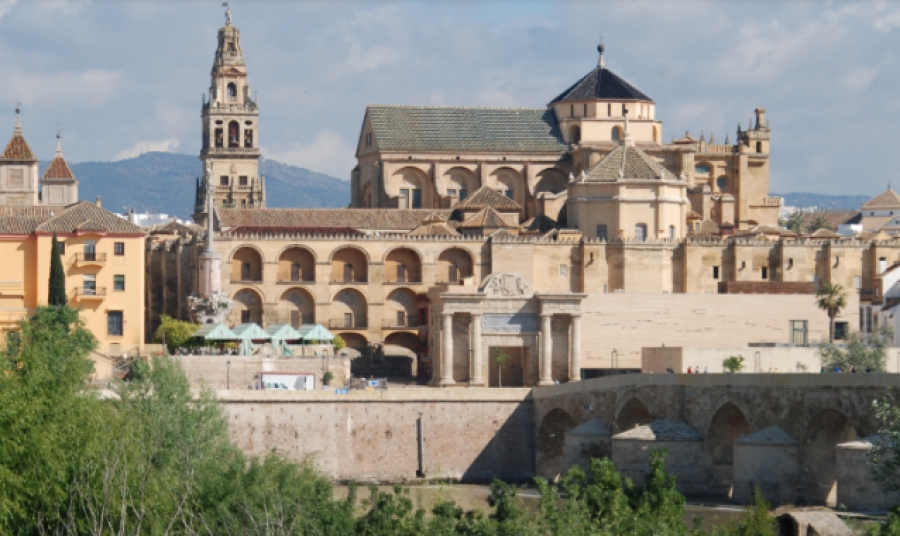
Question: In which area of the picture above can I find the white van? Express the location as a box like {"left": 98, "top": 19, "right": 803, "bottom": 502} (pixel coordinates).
{"left": 260, "top": 373, "right": 315, "bottom": 391}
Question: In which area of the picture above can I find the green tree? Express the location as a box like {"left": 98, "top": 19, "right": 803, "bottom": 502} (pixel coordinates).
{"left": 868, "top": 397, "right": 900, "bottom": 493}
{"left": 727, "top": 487, "right": 776, "bottom": 535}
{"left": 493, "top": 348, "right": 511, "bottom": 388}
{"left": 817, "top": 327, "right": 891, "bottom": 372}
{"left": 48, "top": 233, "right": 66, "bottom": 306}
{"left": 723, "top": 355, "right": 746, "bottom": 373}
{"left": 816, "top": 282, "right": 847, "bottom": 343}
{"left": 806, "top": 214, "right": 835, "bottom": 233}
{"left": 779, "top": 211, "right": 804, "bottom": 233}
{"left": 332, "top": 334, "right": 347, "bottom": 351}
{"left": 0, "top": 306, "right": 99, "bottom": 533}
{"left": 152, "top": 314, "right": 200, "bottom": 351}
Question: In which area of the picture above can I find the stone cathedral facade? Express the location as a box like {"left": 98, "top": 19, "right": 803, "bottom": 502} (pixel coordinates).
{"left": 149, "top": 14, "right": 897, "bottom": 387}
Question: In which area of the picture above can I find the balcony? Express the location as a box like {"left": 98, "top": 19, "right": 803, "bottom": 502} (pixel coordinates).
{"left": 277, "top": 279, "right": 315, "bottom": 285}
{"left": 384, "top": 279, "right": 422, "bottom": 285}
{"left": 229, "top": 278, "right": 263, "bottom": 284}
{"left": 74, "top": 252, "right": 106, "bottom": 267}
{"left": 382, "top": 319, "right": 419, "bottom": 329}
{"left": 72, "top": 286, "right": 106, "bottom": 302}
{"left": 328, "top": 319, "right": 367, "bottom": 330}
{"left": 205, "top": 147, "right": 260, "bottom": 155}
{"left": 330, "top": 279, "right": 368, "bottom": 285}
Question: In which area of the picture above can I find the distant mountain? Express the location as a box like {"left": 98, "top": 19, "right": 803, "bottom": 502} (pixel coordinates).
{"left": 773, "top": 192, "right": 869, "bottom": 211}
{"left": 38, "top": 152, "right": 350, "bottom": 218}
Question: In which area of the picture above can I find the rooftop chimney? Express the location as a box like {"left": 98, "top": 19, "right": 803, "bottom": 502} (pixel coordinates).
{"left": 95, "top": 196, "right": 101, "bottom": 208}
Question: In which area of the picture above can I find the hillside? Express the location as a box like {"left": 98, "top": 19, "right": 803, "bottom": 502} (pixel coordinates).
{"left": 773, "top": 192, "right": 869, "bottom": 211}
{"left": 39, "top": 152, "right": 350, "bottom": 217}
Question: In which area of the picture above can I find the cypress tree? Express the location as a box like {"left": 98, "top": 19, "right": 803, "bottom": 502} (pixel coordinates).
{"left": 48, "top": 233, "right": 67, "bottom": 306}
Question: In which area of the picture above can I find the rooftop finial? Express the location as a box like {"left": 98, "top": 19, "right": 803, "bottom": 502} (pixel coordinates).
{"left": 55, "top": 126, "right": 62, "bottom": 155}
{"left": 14, "top": 101, "right": 21, "bottom": 131}
{"left": 597, "top": 37, "right": 605, "bottom": 68}
{"left": 223, "top": 2, "right": 231, "bottom": 25}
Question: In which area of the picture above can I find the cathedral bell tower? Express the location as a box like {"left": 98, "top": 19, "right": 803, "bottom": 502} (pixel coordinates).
{"left": 194, "top": 6, "right": 265, "bottom": 224}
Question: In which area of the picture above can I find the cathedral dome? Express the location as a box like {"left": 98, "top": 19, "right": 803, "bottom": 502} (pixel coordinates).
{"left": 549, "top": 46, "right": 652, "bottom": 105}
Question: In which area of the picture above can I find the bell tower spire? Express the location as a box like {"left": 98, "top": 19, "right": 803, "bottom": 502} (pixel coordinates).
{"left": 194, "top": 5, "right": 264, "bottom": 224}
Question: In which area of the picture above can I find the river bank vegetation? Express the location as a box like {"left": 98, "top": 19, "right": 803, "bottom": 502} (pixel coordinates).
{"left": 0, "top": 306, "right": 894, "bottom": 535}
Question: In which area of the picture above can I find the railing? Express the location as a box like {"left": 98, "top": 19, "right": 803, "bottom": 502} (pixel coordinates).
{"left": 330, "top": 278, "right": 368, "bottom": 284}
{"left": 860, "top": 288, "right": 876, "bottom": 302}
{"left": 73, "top": 286, "right": 106, "bottom": 298}
{"left": 277, "top": 279, "right": 315, "bottom": 285}
{"left": 435, "top": 279, "right": 465, "bottom": 285}
{"left": 328, "top": 319, "right": 367, "bottom": 329}
{"left": 229, "top": 278, "right": 263, "bottom": 284}
{"left": 75, "top": 252, "right": 106, "bottom": 264}
{"left": 762, "top": 196, "right": 783, "bottom": 207}
{"left": 384, "top": 279, "right": 422, "bottom": 285}
{"left": 205, "top": 147, "right": 259, "bottom": 155}
{"left": 382, "top": 319, "right": 419, "bottom": 329}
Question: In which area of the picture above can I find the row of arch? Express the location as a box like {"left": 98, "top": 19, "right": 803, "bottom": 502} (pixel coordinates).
{"left": 231, "top": 245, "right": 475, "bottom": 285}
{"left": 541, "top": 397, "right": 860, "bottom": 504}
{"left": 365, "top": 166, "right": 568, "bottom": 210}
{"left": 231, "top": 286, "right": 421, "bottom": 331}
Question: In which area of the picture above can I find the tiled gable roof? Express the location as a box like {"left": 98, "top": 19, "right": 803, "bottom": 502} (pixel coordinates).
{"left": 583, "top": 145, "right": 676, "bottom": 182}
{"left": 408, "top": 223, "right": 459, "bottom": 237}
{"left": 459, "top": 207, "right": 511, "bottom": 229}
{"left": 366, "top": 105, "right": 567, "bottom": 154}
{"left": 862, "top": 189, "right": 900, "bottom": 210}
{"left": 42, "top": 155, "right": 76, "bottom": 180}
{"left": 453, "top": 185, "right": 523, "bottom": 212}
{"left": 217, "top": 208, "right": 453, "bottom": 232}
{"left": 805, "top": 228, "right": 842, "bottom": 239}
{"left": 0, "top": 203, "right": 143, "bottom": 235}
{"left": 1, "top": 124, "right": 37, "bottom": 161}
{"left": 549, "top": 65, "right": 652, "bottom": 104}
{"left": 0, "top": 206, "right": 54, "bottom": 234}
{"left": 34, "top": 201, "right": 144, "bottom": 235}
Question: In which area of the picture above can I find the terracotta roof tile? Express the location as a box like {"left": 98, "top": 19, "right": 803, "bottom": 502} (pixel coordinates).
{"left": 453, "top": 185, "right": 523, "bottom": 212}
{"left": 862, "top": 189, "right": 900, "bottom": 210}
{"left": 34, "top": 201, "right": 144, "bottom": 235}
{"left": 522, "top": 213, "right": 559, "bottom": 233}
{"left": 583, "top": 145, "right": 677, "bottom": 182}
{"left": 1, "top": 123, "right": 37, "bottom": 161}
{"left": 459, "top": 207, "right": 511, "bottom": 229}
{"left": 408, "top": 223, "right": 459, "bottom": 237}
{"left": 42, "top": 155, "right": 75, "bottom": 180}
{"left": 217, "top": 208, "right": 453, "bottom": 232}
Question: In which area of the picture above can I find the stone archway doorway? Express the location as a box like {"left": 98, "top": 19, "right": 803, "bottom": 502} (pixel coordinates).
{"left": 488, "top": 346, "right": 525, "bottom": 387}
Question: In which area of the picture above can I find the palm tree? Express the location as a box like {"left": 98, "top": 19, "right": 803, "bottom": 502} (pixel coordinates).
{"left": 806, "top": 215, "right": 835, "bottom": 234}
{"left": 780, "top": 211, "right": 804, "bottom": 233}
{"left": 816, "top": 282, "right": 847, "bottom": 343}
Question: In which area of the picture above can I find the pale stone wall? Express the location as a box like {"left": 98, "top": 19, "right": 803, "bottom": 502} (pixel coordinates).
{"left": 220, "top": 389, "right": 534, "bottom": 482}
{"left": 835, "top": 440, "right": 900, "bottom": 511}
{"left": 176, "top": 354, "right": 350, "bottom": 389}
{"left": 611, "top": 438, "right": 707, "bottom": 495}
{"left": 578, "top": 293, "right": 858, "bottom": 370}
{"left": 733, "top": 443, "right": 798, "bottom": 504}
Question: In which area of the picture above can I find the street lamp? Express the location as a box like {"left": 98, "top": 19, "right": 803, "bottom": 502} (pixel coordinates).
{"left": 227, "top": 360, "right": 231, "bottom": 390}
{"left": 611, "top": 348, "right": 619, "bottom": 373}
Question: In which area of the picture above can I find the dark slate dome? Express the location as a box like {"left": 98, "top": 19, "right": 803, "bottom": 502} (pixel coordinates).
{"left": 549, "top": 47, "right": 652, "bottom": 104}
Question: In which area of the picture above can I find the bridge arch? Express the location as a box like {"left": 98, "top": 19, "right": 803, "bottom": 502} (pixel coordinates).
{"left": 800, "top": 409, "right": 857, "bottom": 506}
{"left": 706, "top": 401, "right": 751, "bottom": 466}
{"left": 615, "top": 396, "right": 653, "bottom": 432}
{"left": 538, "top": 408, "right": 576, "bottom": 461}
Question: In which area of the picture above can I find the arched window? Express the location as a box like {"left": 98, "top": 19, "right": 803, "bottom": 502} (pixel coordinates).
{"left": 611, "top": 126, "right": 621, "bottom": 141}
{"left": 695, "top": 164, "right": 711, "bottom": 175}
{"left": 635, "top": 223, "right": 647, "bottom": 240}
{"left": 756, "top": 141, "right": 762, "bottom": 153}
{"left": 227, "top": 83, "right": 237, "bottom": 98}
{"left": 716, "top": 176, "right": 728, "bottom": 190}
{"left": 569, "top": 125, "right": 581, "bottom": 144}
{"left": 228, "top": 121, "right": 239, "bottom": 148}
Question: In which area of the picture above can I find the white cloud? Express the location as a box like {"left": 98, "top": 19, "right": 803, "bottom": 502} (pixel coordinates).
{"left": 840, "top": 66, "right": 880, "bottom": 92}
{"left": 114, "top": 138, "right": 180, "bottom": 161}
{"left": 0, "top": 69, "right": 121, "bottom": 109}
{"left": 264, "top": 131, "right": 353, "bottom": 180}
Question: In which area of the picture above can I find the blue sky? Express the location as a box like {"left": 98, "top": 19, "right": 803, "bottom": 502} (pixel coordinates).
{"left": 1, "top": 0, "right": 899, "bottom": 196}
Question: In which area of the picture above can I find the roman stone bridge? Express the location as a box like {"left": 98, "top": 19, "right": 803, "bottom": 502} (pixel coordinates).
{"left": 217, "top": 374, "right": 900, "bottom": 507}
{"left": 534, "top": 374, "right": 900, "bottom": 506}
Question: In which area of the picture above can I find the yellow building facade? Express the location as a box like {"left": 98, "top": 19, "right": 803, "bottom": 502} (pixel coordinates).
{"left": 0, "top": 201, "right": 145, "bottom": 356}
